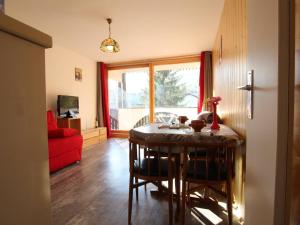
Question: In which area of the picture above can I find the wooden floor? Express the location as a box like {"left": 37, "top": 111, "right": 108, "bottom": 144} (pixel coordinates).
{"left": 51, "top": 139, "right": 240, "bottom": 225}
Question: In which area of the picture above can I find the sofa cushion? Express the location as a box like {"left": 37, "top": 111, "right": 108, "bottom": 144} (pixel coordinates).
{"left": 48, "top": 135, "right": 83, "bottom": 162}
{"left": 48, "top": 128, "right": 79, "bottom": 138}
{"left": 187, "top": 160, "right": 227, "bottom": 181}
{"left": 134, "top": 158, "right": 175, "bottom": 177}
{"left": 47, "top": 110, "right": 57, "bottom": 130}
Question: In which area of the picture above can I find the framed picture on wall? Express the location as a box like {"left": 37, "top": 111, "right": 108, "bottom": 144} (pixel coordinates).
{"left": 0, "top": 0, "right": 4, "bottom": 14}
{"left": 75, "top": 68, "right": 82, "bottom": 81}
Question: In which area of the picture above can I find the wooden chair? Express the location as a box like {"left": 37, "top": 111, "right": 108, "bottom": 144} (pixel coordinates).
{"left": 180, "top": 142, "right": 235, "bottom": 225}
{"left": 128, "top": 138, "right": 179, "bottom": 225}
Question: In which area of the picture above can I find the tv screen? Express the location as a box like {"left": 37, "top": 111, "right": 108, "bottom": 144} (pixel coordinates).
{"left": 57, "top": 95, "right": 79, "bottom": 116}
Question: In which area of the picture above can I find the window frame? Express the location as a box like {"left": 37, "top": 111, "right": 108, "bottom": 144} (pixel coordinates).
{"left": 107, "top": 55, "right": 200, "bottom": 137}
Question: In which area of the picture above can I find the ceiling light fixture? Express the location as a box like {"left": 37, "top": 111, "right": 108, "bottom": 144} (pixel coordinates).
{"left": 100, "top": 18, "right": 120, "bottom": 53}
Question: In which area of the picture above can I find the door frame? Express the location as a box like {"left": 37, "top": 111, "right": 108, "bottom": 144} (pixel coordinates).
{"left": 284, "top": 0, "right": 297, "bottom": 224}
{"left": 274, "top": 0, "right": 295, "bottom": 224}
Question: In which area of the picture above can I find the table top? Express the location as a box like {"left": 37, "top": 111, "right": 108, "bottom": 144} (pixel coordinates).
{"left": 129, "top": 123, "right": 243, "bottom": 150}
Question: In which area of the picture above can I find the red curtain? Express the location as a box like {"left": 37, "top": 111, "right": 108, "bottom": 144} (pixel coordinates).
{"left": 197, "top": 52, "right": 205, "bottom": 113}
{"left": 99, "top": 62, "right": 111, "bottom": 138}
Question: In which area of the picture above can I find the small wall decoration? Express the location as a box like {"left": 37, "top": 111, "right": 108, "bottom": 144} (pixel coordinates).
{"left": 75, "top": 68, "right": 82, "bottom": 81}
{"left": 0, "top": 0, "right": 4, "bottom": 14}
{"left": 219, "top": 35, "right": 223, "bottom": 65}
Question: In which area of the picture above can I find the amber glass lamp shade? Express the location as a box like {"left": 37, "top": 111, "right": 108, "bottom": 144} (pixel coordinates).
{"left": 100, "top": 18, "right": 120, "bottom": 53}
{"left": 100, "top": 37, "right": 120, "bottom": 53}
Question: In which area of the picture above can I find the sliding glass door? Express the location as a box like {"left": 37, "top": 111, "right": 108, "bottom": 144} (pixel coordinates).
{"left": 108, "top": 59, "right": 200, "bottom": 132}
{"left": 108, "top": 67, "right": 149, "bottom": 130}
{"left": 154, "top": 62, "right": 200, "bottom": 123}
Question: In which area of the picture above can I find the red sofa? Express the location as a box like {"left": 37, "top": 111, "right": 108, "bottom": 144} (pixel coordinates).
{"left": 47, "top": 110, "right": 83, "bottom": 173}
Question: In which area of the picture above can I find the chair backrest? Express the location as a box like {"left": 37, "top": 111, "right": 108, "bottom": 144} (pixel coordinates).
{"left": 129, "top": 138, "right": 175, "bottom": 180}
{"left": 47, "top": 110, "right": 57, "bottom": 130}
{"left": 133, "top": 112, "right": 178, "bottom": 128}
{"left": 182, "top": 143, "right": 234, "bottom": 183}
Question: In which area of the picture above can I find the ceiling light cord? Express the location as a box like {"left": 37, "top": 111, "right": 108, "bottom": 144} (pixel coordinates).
{"left": 109, "top": 23, "right": 111, "bottom": 38}
{"left": 107, "top": 18, "right": 112, "bottom": 38}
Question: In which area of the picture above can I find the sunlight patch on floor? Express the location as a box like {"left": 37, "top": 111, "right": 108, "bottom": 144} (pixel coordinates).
{"left": 193, "top": 207, "right": 223, "bottom": 224}
{"left": 218, "top": 200, "right": 243, "bottom": 222}
{"left": 191, "top": 211, "right": 206, "bottom": 225}
{"left": 113, "top": 138, "right": 128, "bottom": 149}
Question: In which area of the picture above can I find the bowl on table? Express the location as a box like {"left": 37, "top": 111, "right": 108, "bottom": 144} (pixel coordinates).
{"left": 178, "top": 116, "right": 189, "bottom": 124}
{"left": 189, "top": 119, "right": 206, "bottom": 132}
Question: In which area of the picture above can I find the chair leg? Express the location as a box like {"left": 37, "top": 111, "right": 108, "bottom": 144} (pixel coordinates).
{"left": 226, "top": 148, "right": 233, "bottom": 225}
{"left": 181, "top": 180, "right": 186, "bottom": 225}
{"left": 128, "top": 175, "right": 134, "bottom": 225}
{"left": 175, "top": 155, "right": 180, "bottom": 214}
{"left": 181, "top": 152, "right": 187, "bottom": 225}
{"left": 135, "top": 177, "right": 139, "bottom": 201}
{"left": 226, "top": 180, "right": 233, "bottom": 225}
{"left": 168, "top": 157, "right": 173, "bottom": 225}
{"left": 204, "top": 186, "right": 208, "bottom": 199}
{"left": 168, "top": 179, "right": 174, "bottom": 225}
{"left": 187, "top": 182, "right": 190, "bottom": 203}
{"left": 158, "top": 181, "right": 163, "bottom": 193}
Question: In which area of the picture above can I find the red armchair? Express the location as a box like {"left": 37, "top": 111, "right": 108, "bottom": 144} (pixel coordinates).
{"left": 47, "top": 110, "right": 83, "bottom": 173}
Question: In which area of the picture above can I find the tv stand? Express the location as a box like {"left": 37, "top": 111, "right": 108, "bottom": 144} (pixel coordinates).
{"left": 65, "top": 110, "right": 77, "bottom": 118}
{"left": 65, "top": 115, "right": 76, "bottom": 119}
{"left": 57, "top": 117, "right": 81, "bottom": 133}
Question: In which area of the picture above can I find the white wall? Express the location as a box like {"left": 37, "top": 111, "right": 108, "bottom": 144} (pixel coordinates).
{"left": 0, "top": 15, "right": 52, "bottom": 225}
{"left": 45, "top": 45, "right": 97, "bottom": 130}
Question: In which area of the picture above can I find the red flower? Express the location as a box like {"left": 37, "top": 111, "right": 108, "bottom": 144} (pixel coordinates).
{"left": 207, "top": 96, "right": 222, "bottom": 105}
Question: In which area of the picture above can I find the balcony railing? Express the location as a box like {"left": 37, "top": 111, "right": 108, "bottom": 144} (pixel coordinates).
{"left": 110, "top": 107, "right": 197, "bottom": 131}
{"left": 110, "top": 116, "right": 119, "bottom": 130}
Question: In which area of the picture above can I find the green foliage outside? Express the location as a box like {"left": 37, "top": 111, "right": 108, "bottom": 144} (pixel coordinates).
{"left": 141, "top": 70, "right": 196, "bottom": 107}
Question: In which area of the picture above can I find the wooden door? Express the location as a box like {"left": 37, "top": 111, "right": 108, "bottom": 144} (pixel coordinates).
{"left": 245, "top": 0, "right": 291, "bottom": 224}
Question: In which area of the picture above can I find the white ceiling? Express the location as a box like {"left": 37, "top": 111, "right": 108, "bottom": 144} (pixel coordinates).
{"left": 6, "top": 0, "right": 224, "bottom": 63}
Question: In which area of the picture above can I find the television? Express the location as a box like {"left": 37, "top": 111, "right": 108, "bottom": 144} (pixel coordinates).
{"left": 57, "top": 95, "right": 79, "bottom": 117}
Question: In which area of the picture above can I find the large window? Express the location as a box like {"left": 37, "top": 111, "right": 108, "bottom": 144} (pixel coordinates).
{"left": 108, "top": 67, "right": 149, "bottom": 130}
{"left": 154, "top": 62, "right": 200, "bottom": 123}
{"left": 107, "top": 58, "right": 200, "bottom": 132}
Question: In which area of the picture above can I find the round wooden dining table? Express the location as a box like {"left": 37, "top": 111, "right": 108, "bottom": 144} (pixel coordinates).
{"left": 129, "top": 123, "right": 243, "bottom": 150}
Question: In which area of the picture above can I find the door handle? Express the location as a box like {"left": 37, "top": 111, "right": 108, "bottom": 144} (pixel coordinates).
{"left": 238, "top": 84, "right": 252, "bottom": 91}
{"left": 237, "top": 70, "right": 254, "bottom": 119}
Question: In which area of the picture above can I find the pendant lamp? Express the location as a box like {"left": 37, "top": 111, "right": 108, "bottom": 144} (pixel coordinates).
{"left": 100, "top": 18, "right": 120, "bottom": 53}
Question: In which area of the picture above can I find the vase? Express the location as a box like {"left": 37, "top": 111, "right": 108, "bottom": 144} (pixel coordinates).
{"left": 211, "top": 103, "right": 220, "bottom": 130}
